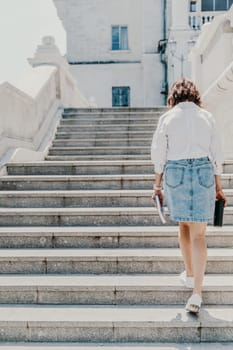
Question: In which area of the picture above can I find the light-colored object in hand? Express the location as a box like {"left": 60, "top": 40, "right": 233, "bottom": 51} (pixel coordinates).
{"left": 154, "top": 194, "right": 166, "bottom": 224}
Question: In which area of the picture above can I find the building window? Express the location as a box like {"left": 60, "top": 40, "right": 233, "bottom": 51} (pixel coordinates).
{"left": 190, "top": 1, "right": 197, "bottom": 12}
{"left": 112, "top": 87, "right": 130, "bottom": 107}
{"left": 202, "top": 0, "right": 214, "bottom": 11}
{"left": 215, "top": 0, "right": 227, "bottom": 10}
{"left": 201, "top": 0, "right": 232, "bottom": 11}
{"left": 112, "top": 26, "right": 128, "bottom": 50}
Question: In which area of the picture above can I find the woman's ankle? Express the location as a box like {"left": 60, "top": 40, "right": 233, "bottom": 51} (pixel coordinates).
{"left": 186, "top": 271, "right": 194, "bottom": 277}
{"left": 192, "top": 290, "right": 202, "bottom": 296}
{"left": 187, "top": 273, "right": 194, "bottom": 277}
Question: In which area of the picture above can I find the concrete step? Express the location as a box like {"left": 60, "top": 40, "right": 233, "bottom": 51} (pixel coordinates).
{"left": 0, "top": 304, "right": 231, "bottom": 342}
{"left": 1, "top": 189, "right": 233, "bottom": 208}
{"left": 0, "top": 226, "right": 232, "bottom": 249}
{"left": 6, "top": 160, "right": 153, "bottom": 175}
{"left": 1, "top": 174, "right": 232, "bottom": 191}
{"left": 0, "top": 344, "right": 232, "bottom": 350}
{"left": 0, "top": 174, "right": 155, "bottom": 190}
{"left": 0, "top": 190, "right": 157, "bottom": 208}
{"left": 48, "top": 146, "right": 150, "bottom": 156}
{"left": 0, "top": 206, "right": 233, "bottom": 226}
{"left": 57, "top": 124, "right": 157, "bottom": 132}
{"left": 63, "top": 107, "right": 167, "bottom": 113}
{"left": 55, "top": 131, "right": 154, "bottom": 139}
{"left": 223, "top": 159, "right": 233, "bottom": 173}
{"left": 62, "top": 112, "right": 163, "bottom": 119}
{"left": 6, "top": 161, "right": 233, "bottom": 176}
{"left": 0, "top": 174, "right": 154, "bottom": 190}
{"left": 0, "top": 207, "right": 175, "bottom": 226}
{"left": 0, "top": 274, "right": 232, "bottom": 305}
{"left": 46, "top": 155, "right": 151, "bottom": 161}
{"left": 52, "top": 138, "right": 151, "bottom": 147}
{"left": 62, "top": 112, "right": 162, "bottom": 118}
{"left": 0, "top": 248, "right": 232, "bottom": 274}
{"left": 60, "top": 117, "right": 160, "bottom": 125}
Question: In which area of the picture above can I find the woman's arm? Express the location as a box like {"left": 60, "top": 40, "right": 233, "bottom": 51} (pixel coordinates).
{"left": 209, "top": 115, "right": 227, "bottom": 207}
{"left": 215, "top": 175, "right": 222, "bottom": 192}
{"left": 150, "top": 115, "right": 168, "bottom": 208}
{"left": 151, "top": 115, "right": 168, "bottom": 175}
{"left": 154, "top": 173, "right": 163, "bottom": 188}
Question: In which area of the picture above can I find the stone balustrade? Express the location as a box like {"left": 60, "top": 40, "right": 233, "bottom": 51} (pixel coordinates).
{"left": 188, "top": 11, "right": 225, "bottom": 30}
{"left": 0, "top": 36, "right": 91, "bottom": 172}
{"left": 189, "top": 5, "right": 233, "bottom": 159}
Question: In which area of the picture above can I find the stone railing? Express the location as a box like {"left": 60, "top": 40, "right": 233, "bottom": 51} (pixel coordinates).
{"left": 189, "top": 5, "right": 233, "bottom": 159}
{"left": 0, "top": 36, "right": 92, "bottom": 172}
{"left": 188, "top": 11, "right": 225, "bottom": 30}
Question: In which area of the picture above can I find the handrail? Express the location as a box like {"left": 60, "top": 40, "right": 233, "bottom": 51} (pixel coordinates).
{"left": 189, "top": 6, "right": 233, "bottom": 159}
{"left": 0, "top": 36, "right": 92, "bottom": 170}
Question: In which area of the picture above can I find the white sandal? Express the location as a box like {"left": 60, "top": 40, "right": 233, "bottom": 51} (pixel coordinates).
{"left": 179, "top": 270, "right": 194, "bottom": 288}
{"left": 185, "top": 294, "right": 202, "bottom": 314}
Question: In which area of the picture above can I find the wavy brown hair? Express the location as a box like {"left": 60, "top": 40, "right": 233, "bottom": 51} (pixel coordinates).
{"left": 167, "top": 78, "right": 202, "bottom": 108}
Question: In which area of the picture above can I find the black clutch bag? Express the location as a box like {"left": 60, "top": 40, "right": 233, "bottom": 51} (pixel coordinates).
{"left": 213, "top": 199, "right": 225, "bottom": 226}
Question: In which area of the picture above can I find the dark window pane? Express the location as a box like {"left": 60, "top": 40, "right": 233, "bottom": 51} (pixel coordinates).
{"left": 229, "top": 0, "right": 233, "bottom": 8}
{"left": 120, "top": 27, "right": 128, "bottom": 50}
{"left": 112, "top": 87, "right": 130, "bottom": 107}
{"left": 120, "top": 87, "right": 130, "bottom": 106}
{"left": 112, "top": 26, "right": 119, "bottom": 50}
{"left": 112, "top": 88, "right": 119, "bottom": 106}
{"left": 190, "top": 1, "right": 197, "bottom": 12}
{"left": 202, "top": 0, "right": 214, "bottom": 11}
{"left": 215, "top": 0, "right": 227, "bottom": 10}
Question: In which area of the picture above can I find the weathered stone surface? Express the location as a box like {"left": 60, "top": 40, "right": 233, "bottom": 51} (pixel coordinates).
{"left": 0, "top": 274, "right": 233, "bottom": 305}
{"left": 1, "top": 107, "right": 233, "bottom": 346}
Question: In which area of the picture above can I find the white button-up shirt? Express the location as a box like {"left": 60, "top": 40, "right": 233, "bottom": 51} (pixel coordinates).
{"left": 151, "top": 101, "right": 224, "bottom": 175}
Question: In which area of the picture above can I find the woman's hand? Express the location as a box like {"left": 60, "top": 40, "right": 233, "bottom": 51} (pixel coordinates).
{"left": 152, "top": 173, "right": 164, "bottom": 207}
{"left": 151, "top": 189, "right": 165, "bottom": 207}
{"left": 216, "top": 189, "right": 227, "bottom": 207}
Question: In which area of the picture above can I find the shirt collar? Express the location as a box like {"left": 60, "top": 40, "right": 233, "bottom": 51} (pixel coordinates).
{"left": 176, "top": 101, "right": 197, "bottom": 109}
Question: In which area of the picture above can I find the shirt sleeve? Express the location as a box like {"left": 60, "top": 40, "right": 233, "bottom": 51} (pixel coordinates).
{"left": 209, "top": 115, "right": 224, "bottom": 175}
{"left": 151, "top": 115, "right": 168, "bottom": 174}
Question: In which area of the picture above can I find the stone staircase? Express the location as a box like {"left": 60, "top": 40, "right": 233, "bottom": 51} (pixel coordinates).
{"left": 0, "top": 107, "right": 233, "bottom": 349}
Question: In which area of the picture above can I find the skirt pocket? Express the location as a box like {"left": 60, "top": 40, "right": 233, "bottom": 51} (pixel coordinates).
{"left": 165, "top": 166, "right": 185, "bottom": 188}
{"left": 197, "top": 165, "right": 214, "bottom": 188}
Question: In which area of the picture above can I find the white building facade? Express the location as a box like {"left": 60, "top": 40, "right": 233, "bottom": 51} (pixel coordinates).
{"left": 54, "top": 0, "right": 233, "bottom": 107}
{"left": 54, "top": 0, "right": 167, "bottom": 107}
{"left": 167, "top": 0, "right": 233, "bottom": 88}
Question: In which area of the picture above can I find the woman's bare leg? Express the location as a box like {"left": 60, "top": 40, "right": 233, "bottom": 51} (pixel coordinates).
{"left": 178, "top": 222, "right": 193, "bottom": 276}
{"left": 189, "top": 222, "right": 208, "bottom": 295}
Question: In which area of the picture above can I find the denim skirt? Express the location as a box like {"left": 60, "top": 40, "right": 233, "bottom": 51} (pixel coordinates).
{"left": 163, "top": 156, "right": 215, "bottom": 223}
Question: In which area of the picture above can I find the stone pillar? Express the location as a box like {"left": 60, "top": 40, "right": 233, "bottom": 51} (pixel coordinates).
{"left": 28, "top": 36, "right": 91, "bottom": 107}
{"left": 28, "top": 36, "right": 67, "bottom": 69}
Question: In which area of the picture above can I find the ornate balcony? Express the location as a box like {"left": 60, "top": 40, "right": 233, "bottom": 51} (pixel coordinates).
{"left": 189, "top": 11, "right": 225, "bottom": 30}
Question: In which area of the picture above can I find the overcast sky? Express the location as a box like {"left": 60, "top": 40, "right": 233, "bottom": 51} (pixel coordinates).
{"left": 0, "top": 0, "right": 66, "bottom": 84}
